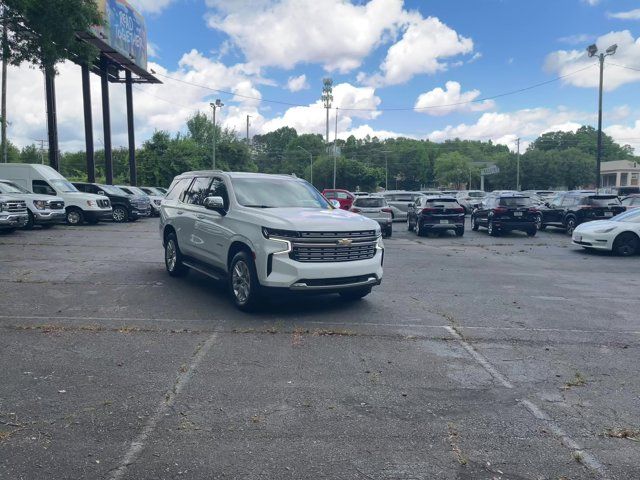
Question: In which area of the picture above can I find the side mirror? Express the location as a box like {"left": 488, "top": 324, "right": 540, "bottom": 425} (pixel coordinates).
{"left": 97, "top": 191, "right": 105, "bottom": 196}
{"left": 203, "top": 196, "right": 225, "bottom": 212}
{"left": 329, "top": 199, "right": 341, "bottom": 209}
{"left": 407, "top": 203, "right": 414, "bottom": 208}
{"left": 544, "top": 202, "right": 550, "bottom": 208}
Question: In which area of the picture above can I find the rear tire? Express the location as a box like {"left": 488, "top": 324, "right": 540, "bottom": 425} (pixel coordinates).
{"left": 488, "top": 220, "right": 499, "bottom": 237}
{"left": 385, "top": 227, "right": 392, "bottom": 238}
{"left": 416, "top": 222, "right": 425, "bottom": 237}
{"left": 407, "top": 218, "right": 413, "bottom": 231}
{"left": 112, "top": 206, "right": 128, "bottom": 223}
{"left": 471, "top": 215, "right": 479, "bottom": 231}
{"left": 229, "top": 251, "right": 262, "bottom": 311}
{"left": 165, "top": 232, "right": 189, "bottom": 277}
{"left": 535, "top": 214, "right": 543, "bottom": 231}
{"left": 565, "top": 216, "right": 577, "bottom": 235}
{"left": 455, "top": 227, "right": 464, "bottom": 237}
{"left": 613, "top": 232, "right": 639, "bottom": 257}
{"left": 339, "top": 287, "right": 372, "bottom": 301}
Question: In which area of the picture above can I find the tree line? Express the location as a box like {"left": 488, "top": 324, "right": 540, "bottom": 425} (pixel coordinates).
{"left": 5, "top": 114, "right": 636, "bottom": 191}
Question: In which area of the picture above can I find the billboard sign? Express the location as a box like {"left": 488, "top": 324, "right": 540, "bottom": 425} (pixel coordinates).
{"left": 92, "top": 0, "right": 148, "bottom": 71}
{"left": 481, "top": 165, "right": 500, "bottom": 176}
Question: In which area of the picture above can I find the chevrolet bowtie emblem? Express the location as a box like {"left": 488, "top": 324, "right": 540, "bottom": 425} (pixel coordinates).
{"left": 337, "top": 238, "right": 353, "bottom": 246}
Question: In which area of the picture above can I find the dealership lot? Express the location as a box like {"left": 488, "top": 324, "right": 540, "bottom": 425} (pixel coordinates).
{"left": 1, "top": 220, "right": 639, "bottom": 479}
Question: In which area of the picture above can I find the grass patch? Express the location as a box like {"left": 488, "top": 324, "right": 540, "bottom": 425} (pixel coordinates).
{"left": 563, "top": 372, "right": 587, "bottom": 389}
{"left": 604, "top": 428, "right": 640, "bottom": 441}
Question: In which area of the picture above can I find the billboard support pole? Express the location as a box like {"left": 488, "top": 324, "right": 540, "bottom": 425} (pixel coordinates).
{"left": 125, "top": 70, "right": 136, "bottom": 186}
{"left": 44, "top": 65, "right": 59, "bottom": 171}
{"left": 100, "top": 55, "right": 113, "bottom": 185}
{"left": 81, "top": 63, "right": 95, "bottom": 183}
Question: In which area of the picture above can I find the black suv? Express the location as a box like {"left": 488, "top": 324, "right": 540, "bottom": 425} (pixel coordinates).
{"left": 538, "top": 192, "right": 625, "bottom": 234}
{"left": 407, "top": 195, "right": 465, "bottom": 236}
{"left": 73, "top": 183, "right": 150, "bottom": 222}
{"left": 471, "top": 193, "right": 537, "bottom": 236}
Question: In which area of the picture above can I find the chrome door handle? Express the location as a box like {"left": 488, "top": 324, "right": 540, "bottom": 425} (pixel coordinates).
{"left": 177, "top": 210, "right": 184, "bottom": 215}
{"left": 196, "top": 214, "right": 205, "bottom": 219}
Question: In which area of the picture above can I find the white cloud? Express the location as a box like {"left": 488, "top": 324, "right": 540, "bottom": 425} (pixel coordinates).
{"left": 147, "top": 42, "right": 160, "bottom": 59}
{"left": 260, "top": 82, "right": 381, "bottom": 136}
{"left": 545, "top": 30, "right": 640, "bottom": 91}
{"left": 414, "top": 81, "right": 495, "bottom": 116}
{"left": 286, "top": 74, "right": 309, "bottom": 92}
{"left": 427, "top": 107, "right": 593, "bottom": 152}
{"left": 339, "top": 124, "right": 409, "bottom": 140}
{"left": 128, "top": 0, "right": 176, "bottom": 14}
{"left": 205, "top": 0, "right": 406, "bottom": 73}
{"left": 607, "top": 9, "right": 640, "bottom": 20}
{"left": 605, "top": 121, "right": 640, "bottom": 153}
{"left": 558, "top": 33, "right": 593, "bottom": 45}
{"left": 363, "top": 15, "right": 473, "bottom": 86}
{"left": 582, "top": 0, "right": 600, "bottom": 5}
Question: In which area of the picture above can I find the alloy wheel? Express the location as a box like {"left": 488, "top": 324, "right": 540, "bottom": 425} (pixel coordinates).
{"left": 67, "top": 211, "right": 80, "bottom": 225}
{"left": 232, "top": 260, "right": 251, "bottom": 304}
{"left": 113, "top": 207, "right": 127, "bottom": 222}
{"left": 165, "top": 239, "right": 177, "bottom": 271}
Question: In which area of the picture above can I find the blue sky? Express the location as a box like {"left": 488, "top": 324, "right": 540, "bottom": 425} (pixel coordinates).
{"left": 6, "top": 0, "right": 640, "bottom": 152}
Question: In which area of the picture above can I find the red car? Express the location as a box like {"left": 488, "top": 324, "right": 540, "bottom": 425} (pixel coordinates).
{"left": 322, "top": 189, "right": 355, "bottom": 210}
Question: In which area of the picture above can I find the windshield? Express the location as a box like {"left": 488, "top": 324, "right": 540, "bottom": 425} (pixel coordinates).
{"left": 0, "top": 181, "right": 29, "bottom": 194}
{"left": 467, "top": 191, "right": 485, "bottom": 198}
{"left": 99, "top": 185, "right": 128, "bottom": 196}
{"left": 588, "top": 196, "right": 620, "bottom": 207}
{"left": 232, "top": 177, "right": 330, "bottom": 208}
{"left": 50, "top": 179, "right": 78, "bottom": 193}
{"left": 612, "top": 209, "right": 640, "bottom": 223}
{"left": 354, "top": 197, "right": 385, "bottom": 208}
{"left": 128, "top": 186, "right": 148, "bottom": 196}
{"left": 499, "top": 197, "right": 532, "bottom": 207}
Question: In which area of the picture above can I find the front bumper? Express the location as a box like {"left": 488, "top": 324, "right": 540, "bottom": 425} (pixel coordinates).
{"left": 33, "top": 210, "right": 66, "bottom": 224}
{"left": 0, "top": 213, "right": 28, "bottom": 228}
{"left": 259, "top": 246, "right": 384, "bottom": 291}
{"left": 572, "top": 232, "right": 612, "bottom": 251}
{"left": 84, "top": 209, "right": 113, "bottom": 221}
{"left": 421, "top": 221, "right": 464, "bottom": 230}
{"left": 130, "top": 206, "right": 151, "bottom": 218}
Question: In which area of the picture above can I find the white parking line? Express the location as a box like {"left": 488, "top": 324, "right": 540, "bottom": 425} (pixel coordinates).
{"left": 444, "top": 326, "right": 608, "bottom": 479}
{"left": 107, "top": 333, "right": 218, "bottom": 480}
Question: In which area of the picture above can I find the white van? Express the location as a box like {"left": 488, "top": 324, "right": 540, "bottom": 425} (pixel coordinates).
{"left": 0, "top": 163, "right": 112, "bottom": 225}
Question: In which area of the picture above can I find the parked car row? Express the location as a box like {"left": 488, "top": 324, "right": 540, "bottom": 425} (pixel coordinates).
{"left": 0, "top": 163, "right": 166, "bottom": 232}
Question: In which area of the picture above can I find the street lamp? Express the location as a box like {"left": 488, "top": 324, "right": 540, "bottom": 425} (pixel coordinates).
{"left": 587, "top": 43, "right": 617, "bottom": 191}
{"left": 297, "top": 146, "right": 313, "bottom": 185}
{"left": 210, "top": 99, "right": 224, "bottom": 169}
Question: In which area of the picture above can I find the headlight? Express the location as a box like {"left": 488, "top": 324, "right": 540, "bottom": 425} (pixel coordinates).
{"left": 0, "top": 202, "right": 5, "bottom": 212}
{"left": 376, "top": 234, "right": 384, "bottom": 249}
{"left": 33, "top": 200, "right": 47, "bottom": 210}
{"left": 86, "top": 200, "right": 95, "bottom": 207}
{"left": 262, "top": 227, "right": 300, "bottom": 239}
{"left": 594, "top": 227, "right": 617, "bottom": 233}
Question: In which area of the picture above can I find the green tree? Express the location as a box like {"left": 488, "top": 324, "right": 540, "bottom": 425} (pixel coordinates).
{"left": 434, "top": 152, "right": 473, "bottom": 188}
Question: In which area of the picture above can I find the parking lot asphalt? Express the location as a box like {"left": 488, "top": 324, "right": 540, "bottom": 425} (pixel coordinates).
{"left": 1, "top": 218, "right": 639, "bottom": 479}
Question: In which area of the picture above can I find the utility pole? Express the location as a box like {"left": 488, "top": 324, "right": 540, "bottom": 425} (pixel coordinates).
{"left": 210, "top": 99, "right": 224, "bottom": 170}
{"left": 321, "top": 78, "right": 333, "bottom": 145}
{"left": 1, "top": 11, "right": 8, "bottom": 163}
{"left": 587, "top": 42, "right": 617, "bottom": 192}
{"left": 516, "top": 138, "right": 520, "bottom": 191}
{"left": 333, "top": 107, "right": 338, "bottom": 189}
{"left": 246, "top": 115, "right": 251, "bottom": 146}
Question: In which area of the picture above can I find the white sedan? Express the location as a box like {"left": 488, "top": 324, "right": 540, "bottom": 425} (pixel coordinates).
{"left": 572, "top": 208, "right": 640, "bottom": 256}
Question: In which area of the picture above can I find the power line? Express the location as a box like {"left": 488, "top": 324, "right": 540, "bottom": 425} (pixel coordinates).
{"left": 608, "top": 62, "right": 640, "bottom": 73}
{"left": 152, "top": 64, "right": 597, "bottom": 113}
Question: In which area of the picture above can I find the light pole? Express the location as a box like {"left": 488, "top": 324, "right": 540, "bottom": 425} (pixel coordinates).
{"left": 297, "top": 146, "right": 313, "bottom": 185}
{"left": 587, "top": 43, "right": 617, "bottom": 191}
{"left": 381, "top": 150, "right": 391, "bottom": 191}
{"left": 321, "top": 78, "right": 333, "bottom": 145}
{"left": 210, "top": 99, "right": 224, "bottom": 169}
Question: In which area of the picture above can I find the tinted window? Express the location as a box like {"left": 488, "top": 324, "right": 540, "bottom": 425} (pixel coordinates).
{"left": 165, "top": 178, "right": 191, "bottom": 201}
{"left": 427, "top": 198, "right": 458, "bottom": 207}
{"left": 185, "top": 177, "right": 212, "bottom": 205}
{"left": 354, "top": 197, "right": 385, "bottom": 208}
{"left": 621, "top": 198, "right": 633, "bottom": 206}
{"left": 394, "top": 195, "right": 413, "bottom": 202}
{"left": 232, "top": 177, "right": 329, "bottom": 208}
{"left": 32, "top": 180, "right": 56, "bottom": 196}
{"left": 324, "top": 191, "right": 336, "bottom": 198}
{"left": 208, "top": 177, "right": 229, "bottom": 209}
{"left": 588, "top": 196, "right": 620, "bottom": 207}
{"left": 561, "top": 196, "right": 578, "bottom": 207}
{"left": 499, "top": 197, "right": 532, "bottom": 207}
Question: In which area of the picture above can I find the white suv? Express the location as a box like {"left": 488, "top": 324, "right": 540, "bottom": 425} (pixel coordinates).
{"left": 159, "top": 171, "right": 384, "bottom": 310}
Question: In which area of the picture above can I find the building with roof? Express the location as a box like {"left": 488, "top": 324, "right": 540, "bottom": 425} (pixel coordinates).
{"left": 601, "top": 160, "right": 640, "bottom": 188}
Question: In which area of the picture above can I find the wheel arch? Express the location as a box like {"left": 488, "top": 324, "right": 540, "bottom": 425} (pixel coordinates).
{"left": 227, "top": 240, "right": 254, "bottom": 270}
{"left": 163, "top": 224, "right": 177, "bottom": 247}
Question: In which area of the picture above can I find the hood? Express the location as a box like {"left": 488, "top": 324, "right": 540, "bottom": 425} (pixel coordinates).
{"left": 575, "top": 220, "right": 619, "bottom": 232}
{"left": 10, "top": 193, "right": 64, "bottom": 203}
{"left": 60, "top": 191, "right": 105, "bottom": 201}
{"left": 242, "top": 207, "right": 380, "bottom": 232}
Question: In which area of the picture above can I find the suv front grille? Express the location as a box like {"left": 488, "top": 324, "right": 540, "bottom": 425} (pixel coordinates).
{"left": 97, "top": 199, "right": 110, "bottom": 208}
{"left": 5, "top": 200, "right": 27, "bottom": 213}
{"left": 49, "top": 201, "right": 64, "bottom": 210}
{"left": 290, "top": 230, "right": 378, "bottom": 263}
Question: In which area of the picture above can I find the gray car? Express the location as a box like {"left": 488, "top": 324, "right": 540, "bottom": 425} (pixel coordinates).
{"left": 350, "top": 195, "right": 393, "bottom": 237}
{"left": 381, "top": 191, "right": 424, "bottom": 221}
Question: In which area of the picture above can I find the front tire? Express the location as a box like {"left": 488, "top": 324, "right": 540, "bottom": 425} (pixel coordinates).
{"left": 535, "top": 214, "right": 543, "bottom": 231}
{"left": 165, "top": 233, "right": 189, "bottom": 277}
{"left": 112, "top": 206, "right": 128, "bottom": 223}
{"left": 565, "top": 217, "right": 577, "bottom": 235}
{"left": 339, "top": 287, "right": 372, "bottom": 301}
{"left": 66, "top": 208, "right": 84, "bottom": 226}
{"left": 229, "top": 251, "right": 261, "bottom": 311}
{"left": 24, "top": 211, "right": 35, "bottom": 230}
{"left": 613, "top": 232, "right": 639, "bottom": 257}
{"left": 455, "top": 227, "right": 464, "bottom": 237}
